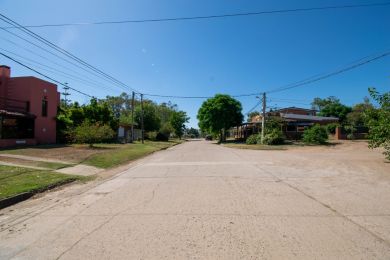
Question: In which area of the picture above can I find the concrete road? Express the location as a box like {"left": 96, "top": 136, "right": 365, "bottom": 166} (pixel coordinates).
{"left": 1, "top": 140, "right": 390, "bottom": 259}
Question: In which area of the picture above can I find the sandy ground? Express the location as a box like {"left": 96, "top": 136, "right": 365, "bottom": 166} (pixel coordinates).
{"left": 0, "top": 145, "right": 109, "bottom": 164}
{"left": 0, "top": 140, "right": 389, "bottom": 259}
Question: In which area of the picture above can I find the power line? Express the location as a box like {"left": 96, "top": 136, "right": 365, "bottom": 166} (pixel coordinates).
{"left": 246, "top": 99, "right": 262, "bottom": 115}
{"left": 0, "top": 13, "right": 141, "bottom": 94}
{"left": 268, "top": 99, "right": 312, "bottom": 106}
{"left": 0, "top": 51, "right": 94, "bottom": 98}
{"left": 143, "top": 92, "right": 263, "bottom": 99}
{"left": 0, "top": 36, "right": 126, "bottom": 93}
{"left": 265, "top": 50, "right": 390, "bottom": 94}
{"left": 0, "top": 47, "right": 123, "bottom": 94}
{"left": 2, "top": 2, "right": 390, "bottom": 28}
{"left": 130, "top": 49, "right": 390, "bottom": 100}
{"left": 0, "top": 27, "right": 131, "bottom": 93}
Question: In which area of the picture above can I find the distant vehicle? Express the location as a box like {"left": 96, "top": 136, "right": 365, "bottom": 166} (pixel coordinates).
{"left": 205, "top": 135, "right": 213, "bottom": 141}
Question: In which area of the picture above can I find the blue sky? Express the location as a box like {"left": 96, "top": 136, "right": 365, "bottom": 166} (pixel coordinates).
{"left": 0, "top": 0, "right": 389, "bottom": 127}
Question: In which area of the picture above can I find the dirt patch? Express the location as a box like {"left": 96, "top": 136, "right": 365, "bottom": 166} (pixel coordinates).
{"left": 56, "top": 165, "right": 104, "bottom": 176}
{"left": 0, "top": 145, "right": 110, "bottom": 164}
{"left": 0, "top": 156, "right": 71, "bottom": 170}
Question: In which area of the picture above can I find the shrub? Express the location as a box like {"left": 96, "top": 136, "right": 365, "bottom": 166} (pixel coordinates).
{"left": 73, "top": 121, "right": 115, "bottom": 147}
{"left": 263, "top": 129, "right": 285, "bottom": 145}
{"left": 155, "top": 132, "right": 169, "bottom": 141}
{"left": 325, "top": 123, "right": 339, "bottom": 134}
{"left": 265, "top": 117, "right": 284, "bottom": 134}
{"left": 343, "top": 125, "right": 356, "bottom": 140}
{"left": 145, "top": 131, "right": 157, "bottom": 140}
{"left": 302, "top": 124, "right": 328, "bottom": 144}
{"left": 246, "top": 134, "right": 259, "bottom": 145}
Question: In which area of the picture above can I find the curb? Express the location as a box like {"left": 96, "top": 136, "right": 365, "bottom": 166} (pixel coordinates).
{"left": 0, "top": 178, "right": 76, "bottom": 210}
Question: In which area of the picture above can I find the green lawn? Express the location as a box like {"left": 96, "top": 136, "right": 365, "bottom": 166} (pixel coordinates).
{"left": 83, "top": 140, "right": 183, "bottom": 169}
{"left": 33, "top": 161, "right": 73, "bottom": 170}
{"left": 0, "top": 165, "right": 84, "bottom": 200}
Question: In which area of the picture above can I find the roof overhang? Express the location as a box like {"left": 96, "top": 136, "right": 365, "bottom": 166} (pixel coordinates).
{"left": 0, "top": 110, "right": 36, "bottom": 118}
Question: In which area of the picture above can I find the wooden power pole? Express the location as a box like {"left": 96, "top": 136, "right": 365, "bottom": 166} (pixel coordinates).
{"left": 131, "top": 91, "right": 135, "bottom": 143}
{"left": 140, "top": 93, "right": 144, "bottom": 144}
{"left": 261, "top": 92, "right": 266, "bottom": 144}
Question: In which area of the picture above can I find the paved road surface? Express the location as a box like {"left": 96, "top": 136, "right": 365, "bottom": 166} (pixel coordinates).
{"left": 1, "top": 140, "right": 390, "bottom": 259}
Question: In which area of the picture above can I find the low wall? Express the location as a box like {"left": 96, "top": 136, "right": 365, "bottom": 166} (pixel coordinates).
{"left": 0, "top": 138, "right": 37, "bottom": 148}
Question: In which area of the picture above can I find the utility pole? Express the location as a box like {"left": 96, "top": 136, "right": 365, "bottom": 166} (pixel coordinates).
{"left": 140, "top": 93, "right": 144, "bottom": 144}
{"left": 261, "top": 92, "right": 266, "bottom": 144}
{"left": 131, "top": 91, "right": 135, "bottom": 143}
{"left": 62, "top": 83, "right": 70, "bottom": 107}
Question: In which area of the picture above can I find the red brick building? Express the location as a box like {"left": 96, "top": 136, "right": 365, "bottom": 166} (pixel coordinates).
{"left": 0, "top": 65, "right": 60, "bottom": 147}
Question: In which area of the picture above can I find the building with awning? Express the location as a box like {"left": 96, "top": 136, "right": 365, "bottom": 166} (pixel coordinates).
{"left": 231, "top": 107, "right": 338, "bottom": 140}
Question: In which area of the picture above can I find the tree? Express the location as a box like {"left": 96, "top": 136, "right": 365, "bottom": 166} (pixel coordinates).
{"left": 364, "top": 88, "right": 390, "bottom": 160}
{"left": 135, "top": 102, "right": 161, "bottom": 132}
{"left": 56, "top": 99, "right": 118, "bottom": 143}
{"left": 311, "top": 96, "right": 340, "bottom": 111}
{"left": 346, "top": 97, "right": 374, "bottom": 127}
{"left": 247, "top": 111, "right": 260, "bottom": 123}
{"left": 313, "top": 97, "right": 351, "bottom": 123}
{"left": 187, "top": 128, "right": 200, "bottom": 138}
{"left": 170, "top": 111, "right": 189, "bottom": 139}
{"left": 105, "top": 92, "right": 133, "bottom": 119}
{"left": 72, "top": 121, "right": 115, "bottom": 147}
{"left": 197, "top": 94, "right": 243, "bottom": 142}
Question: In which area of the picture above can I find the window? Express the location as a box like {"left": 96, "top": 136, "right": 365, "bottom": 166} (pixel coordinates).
{"left": 0, "top": 116, "right": 35, "bottom": 139}
{"left": 42, "top": 99, "right": 48, "bottom": 117}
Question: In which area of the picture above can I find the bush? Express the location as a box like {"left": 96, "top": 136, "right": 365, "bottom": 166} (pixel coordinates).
{"left": 246, "top": 134, "right": 259, "bottom": 145}
{"left": 325, "top": 123, "right": 339, "bottom": 134}
{"left": 263, "top": 129, "right": 285, "bottom": 145}
{"left": 145, "top": 131, "right": 157, "bottom": 140}
{"left": 302, "top": 124, "right": 328, "bottom": 144}
{"left": 72, "top": 121, "right": 115, "bottom": 147}
{"left": 155, "top": 132, "right": 169, "bottom": 141}
{"left": 343, "top": 125, "right": 356, "bottom": 140}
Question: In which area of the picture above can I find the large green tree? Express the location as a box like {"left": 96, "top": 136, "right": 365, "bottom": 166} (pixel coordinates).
{"left": 312, "top": 96, "right": 352, "bottom": 123}
{"left": 311, "top": 96, "right": 340, "bottom": 111}
{"left": 347, "top": 97, "right": 374, "bottom": 127}
{"left": 187, "top": 127, "right": 200, "bottom": 138}
{"left": 197, "top": 94, "right": 243, "bottom": 142}
{"left": 364, "top": 88, "right": 390, "bottom": 160}
{"left": 170, "top": 111, "right": 189, "bottom": 139}
{"left": 104, "top": 92, "right": 133, "bottom": 119}
{"left": 135, "top": 102, "right": 161, "bottom": 132}
{"left": 56, "top": 99, "right": 117, "bottom": 143}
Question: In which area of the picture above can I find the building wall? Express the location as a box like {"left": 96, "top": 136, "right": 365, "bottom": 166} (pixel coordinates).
{"left": 0, "top": 66, "right": 59, "bottom": 145}
{"left": 0, "top": 139, "right": 37, "bottom": 148}
{"left": 7, "top": 77, "right": 59, "bottom": 144}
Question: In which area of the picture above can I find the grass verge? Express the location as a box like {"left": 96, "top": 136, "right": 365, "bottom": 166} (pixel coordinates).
{"left": 0, "top": 165, "right": 85, "bottom": 200}
{"left": 83, "top": 140, "right": 183, "bottom": 169}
